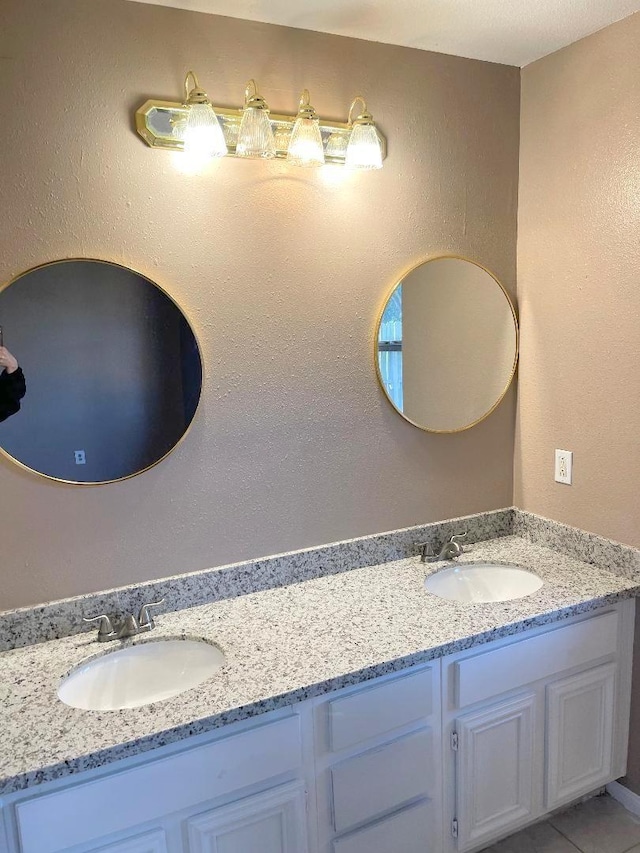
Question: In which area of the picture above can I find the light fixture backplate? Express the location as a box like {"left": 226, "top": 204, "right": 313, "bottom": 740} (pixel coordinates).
{"left": 135, "top": 99, "right": 386, "bottom": 165}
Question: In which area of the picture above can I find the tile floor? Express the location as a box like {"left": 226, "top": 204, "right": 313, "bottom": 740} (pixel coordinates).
{"left": 481, "top": 795, "right": 640, "bottom": 853}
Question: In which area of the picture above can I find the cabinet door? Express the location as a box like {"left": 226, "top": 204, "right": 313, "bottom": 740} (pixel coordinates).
{"left": 186, "top": 782, "right": 308, "bottom": 853}
{"left": 90, "top": 829, "right": 168, "bottom": 852}
{"left": 455, "top": 693, "right": 535, "bottom": 852}
{"left": 546, "top": 663, "right": 616, "bottom": 810}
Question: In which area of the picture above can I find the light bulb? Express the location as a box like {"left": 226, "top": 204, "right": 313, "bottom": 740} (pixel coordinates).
{"left": 286, "top": 90, "right": 325, "bottom": 167}
{"left": 236, "top": 80, "right": 276, "bottom": 159}
{"left": 345, "top": 123, "right": 383, "bottom": 170}
{"left": 345, "top": 96, "right": 383, "bottom": 170}
{"left": 182, "top": 103, "right": 227, "bottom": 160}
{"left": 177, "top": 71, "right": 227, "bottom": 162}
{"left": 325, "top": 131, "right": 348, "bottom": 161}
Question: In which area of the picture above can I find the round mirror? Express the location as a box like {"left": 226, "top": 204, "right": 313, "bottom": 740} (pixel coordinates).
{"left": 375, "top": 256, "right": 518, "bottom": 433}
{"left": 0, "top": 259, "right": 202, "bottom": 483}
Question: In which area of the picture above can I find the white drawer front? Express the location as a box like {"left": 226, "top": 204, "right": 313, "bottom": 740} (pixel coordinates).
{"left": 332, "top": 801, "right": 433, "bottom": 853}
{"left": 331, "top": 729, "right": 432, "bottom": 833}
{"left": 16, "top": 715, "right": 302, "bottom": 853}
{"left": 328, "top": 668, "right": 434, "bottom": 753}
{"left": 456, "top": 611, "right": 619, "bottom": 708}
{"left": 90, "top": 829, "right": 168, "bottom": 852}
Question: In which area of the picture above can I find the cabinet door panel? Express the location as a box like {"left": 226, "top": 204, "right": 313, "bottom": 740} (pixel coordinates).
{"left": 186, "top": 782, "right": 307, "bottom": 853}
{"left": 332, "top": 801, "right": 434, "bottom": 853}
{"left": 90, "top": 829, "right": 168, "bottom": 852}
{"left": 456, "top": 694, "right": 535, "bottom": 852}
{"left": 546, "top": 664, "right": 616, "bottom": 809}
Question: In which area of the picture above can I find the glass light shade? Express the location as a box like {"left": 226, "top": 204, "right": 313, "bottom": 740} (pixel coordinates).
{"left": 345, "top": 123, "right": 383, "bottom": 170}
{"left": 181, "top": 103, "right": 228, "bottom": 159}
{"left": 286, "top": 117, "right": 325, "bottom": 167}
{"left": 236, "top": 107, "right": 276, "bottom": 158}
{"left": 325, "top": 131, "right": 348, "bottom": 160}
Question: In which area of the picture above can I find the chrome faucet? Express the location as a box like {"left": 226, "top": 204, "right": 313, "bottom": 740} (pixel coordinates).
{"left": 416, "top": 532, "right": 467, "bottom": 563}
{"left": 83, "top": 599, "right": 165, "bottom": 642}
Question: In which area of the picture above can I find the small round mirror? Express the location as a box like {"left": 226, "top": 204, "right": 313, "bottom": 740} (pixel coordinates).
{"left": 375, "top": 256, "right": 518, "bottom": 433}
{"left": 0, "top": 259, "right": 202, "bottom": 483}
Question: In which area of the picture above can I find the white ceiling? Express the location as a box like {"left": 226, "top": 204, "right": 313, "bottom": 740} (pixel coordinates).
{"left": 131, "top": 0, "right": 640, "bottom": 66}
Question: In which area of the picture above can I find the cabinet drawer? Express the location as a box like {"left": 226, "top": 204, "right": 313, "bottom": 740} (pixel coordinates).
{"left": 327, "top": 667, "right": 434, "bottom": 752}
{"left": 91, "top": 829, "right": 168, "bottom": 852}
{"left": 333, "top": 801, "right": 433, "bottom": 853}
{"left": 331, "top": 729, "right": 432, "bottom": 833}
{"left": 16, "top": 715, "right": 302, "bottom": 853}
{"left": 455, "top": 611, "right": 619, "bottom": 708}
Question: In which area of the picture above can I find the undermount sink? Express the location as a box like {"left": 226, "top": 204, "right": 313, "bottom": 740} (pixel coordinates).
{"left": 424, "top": 563, "right": 543, "bottom": 603}
{"left": 57, "top": 639, "right": 226, "bottom": 711}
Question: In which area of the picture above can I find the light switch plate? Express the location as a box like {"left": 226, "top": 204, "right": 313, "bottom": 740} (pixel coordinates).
{"left": 555, "top": 449, "right": 573, "bottom": 485}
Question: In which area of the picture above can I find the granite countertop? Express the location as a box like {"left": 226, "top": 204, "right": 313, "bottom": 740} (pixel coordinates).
{"left": 1, "top": 534, "right": 639, "bottom": 795}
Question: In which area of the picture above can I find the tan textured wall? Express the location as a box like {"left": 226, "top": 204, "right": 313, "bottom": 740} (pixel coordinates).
{"left": 0, "top": 0, "right": 519, "bottom": 610}
{"left": 516, "top": 12, "right": 640, "bottom": 546}
{"left": 517, "top": 12, "right": 640, "bottom": 791}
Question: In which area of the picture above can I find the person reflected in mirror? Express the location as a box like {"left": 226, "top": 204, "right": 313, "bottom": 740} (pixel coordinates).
{"left": 0, "top": 346, "right": 26, "bottom": 422}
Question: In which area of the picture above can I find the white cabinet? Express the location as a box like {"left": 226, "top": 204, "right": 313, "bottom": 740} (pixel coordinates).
{"left": 454, "top": 694, "right": 536, "bottom": 851}
{"left": 546, "top": 663, "right": 616, "bottom": 809}
{"left": 443, "top": 600, "right": 634, "bottom": 853}
{"left": 6, "top": 712, "right": 307, "bottom": 853}
{"left": 1, "top": 600, "right": 634, "bottom": 853}
{"left": 91, "top": 830, "right": 169, "bottom": 853}
{"left": 314, "top": 663, "right": 443, "bottom": 853}
{"left": 186, "top": 782, "right": 308, "bottom": 853}
{"left": 332, "top": 800, "right": 436, "bottom": 853}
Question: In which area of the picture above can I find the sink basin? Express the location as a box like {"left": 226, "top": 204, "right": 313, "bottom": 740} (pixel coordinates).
{"left": 424, "top": 563, "right": 543, "bottom": 603}
{"left": 57, "top": 639, "right": 226, "bottom": 711}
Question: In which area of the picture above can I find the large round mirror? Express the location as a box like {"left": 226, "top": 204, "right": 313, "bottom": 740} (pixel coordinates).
{"left": 0, "top": 259, "right": 202, "bottom": 483}
{"left": 375, "top": 256, "right": 518, "bottom": 433}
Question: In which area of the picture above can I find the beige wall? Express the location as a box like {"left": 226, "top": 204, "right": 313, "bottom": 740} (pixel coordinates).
{"left": 516, "top": 12, "right": 640, "bottom": 547}
{"left": 0, "top": 0, "right": 520, "bottom": 610}
{"left": 517, "top": 11, "right": 640, "bottom": 791}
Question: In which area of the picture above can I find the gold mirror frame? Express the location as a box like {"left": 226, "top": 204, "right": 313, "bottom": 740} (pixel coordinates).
{"left": 0, "top": 258, "right": 204, "bottom": 485}
{"left": 374, "top": 254, "right": 519, "bottom": 434}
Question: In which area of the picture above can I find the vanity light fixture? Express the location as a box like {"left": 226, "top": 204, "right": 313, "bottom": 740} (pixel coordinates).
{"left": 134, "top": 76, "right": 387, "bottom": 168}
{"left": 175, "top": 71, "right": 228, "bottom": 160}
{"left": 286, "top": 90, "right": 325, "bottom": 167}
{"left": 345, "top": 96, "right": 383, "bottom": 170}
{"left": 236, "top": 79, "right": 276, "bottom": 159}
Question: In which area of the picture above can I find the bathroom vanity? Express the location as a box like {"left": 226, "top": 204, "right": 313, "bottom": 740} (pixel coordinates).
{"left": 0, "top": 519, "right": 638, "bottom": 853}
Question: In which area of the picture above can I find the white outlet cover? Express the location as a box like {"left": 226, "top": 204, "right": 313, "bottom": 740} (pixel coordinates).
{"left": 555, "top": 449, "right": 573, "bottom": 485}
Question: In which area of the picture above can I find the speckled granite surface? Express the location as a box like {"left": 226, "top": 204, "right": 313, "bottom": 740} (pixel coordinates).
{"left": 0, "top": 534, "right": 638, "bottom": 795}
{"left": 514, "top": 510, "right": 640, "bottom": 580}
{"left": 0, "top": 508, "right": 514, "bottom": 652}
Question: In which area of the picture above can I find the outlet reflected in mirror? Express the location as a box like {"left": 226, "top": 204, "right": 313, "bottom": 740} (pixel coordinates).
{"left": 0, "top": 259, "right": 202, "bottom": 483}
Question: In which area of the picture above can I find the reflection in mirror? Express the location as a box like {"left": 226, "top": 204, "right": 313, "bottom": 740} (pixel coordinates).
{"left": 0, "top": 260, "right": 202, "bottom": 483}
{"left": 376, "top": 256, "right": 518, "bottom": 433}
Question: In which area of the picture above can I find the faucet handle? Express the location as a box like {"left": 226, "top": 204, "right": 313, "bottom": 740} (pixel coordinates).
{"left": 414, "top": 542, "right": 433, "bottom": 562}
{"left": 83, "top": 614, "right": 117, "bottom": 638}
{"left": 138, "top": 599, "right": 165, "bottom": 628}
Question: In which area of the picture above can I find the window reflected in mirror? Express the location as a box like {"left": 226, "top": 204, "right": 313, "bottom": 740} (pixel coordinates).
{"left": 376, "top": 256, "right": 518, "bottom": 433}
